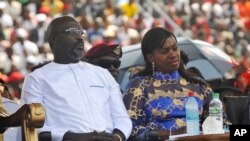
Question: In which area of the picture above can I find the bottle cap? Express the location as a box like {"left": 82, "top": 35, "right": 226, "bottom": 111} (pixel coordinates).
{"left": 212, "top": 93, "right": 220, "bottom": 99}
{"left": 188, "top": 91, "right": 195, "bottom": 97}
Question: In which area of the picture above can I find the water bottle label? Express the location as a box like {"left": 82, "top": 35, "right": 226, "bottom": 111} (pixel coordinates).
{"left": 209, "top": 107, "right": 221, "bottom": 115}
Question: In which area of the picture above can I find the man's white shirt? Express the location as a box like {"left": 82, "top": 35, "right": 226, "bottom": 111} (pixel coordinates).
{"left": 21, "top": 61, "right": 132, "bottom": 141}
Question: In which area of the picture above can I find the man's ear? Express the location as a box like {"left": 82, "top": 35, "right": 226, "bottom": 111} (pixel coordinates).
{"left": 48, "top": 37, "right": 56, "bottom": 54}
{"left": 146, "top": 54, "right": 153, "bottom": 63}
{"left": 50, "top": 35, "right": 56, "bottom": 45}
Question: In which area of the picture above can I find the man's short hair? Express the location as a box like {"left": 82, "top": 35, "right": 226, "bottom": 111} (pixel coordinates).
{"left": 46, "top": 16, "right": 79, "bottom": 45}
{"left": 85, "top": 43, "right": 122, "bottom": 59}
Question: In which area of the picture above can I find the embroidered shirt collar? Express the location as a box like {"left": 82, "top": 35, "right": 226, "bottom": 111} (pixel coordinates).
{"left": 152, "top": 70, "right": 180, "bottom": 80}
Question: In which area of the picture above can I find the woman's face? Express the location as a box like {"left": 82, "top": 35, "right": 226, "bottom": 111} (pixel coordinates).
{"left": 148, "top": 36, "right": 180, "bottom": 74}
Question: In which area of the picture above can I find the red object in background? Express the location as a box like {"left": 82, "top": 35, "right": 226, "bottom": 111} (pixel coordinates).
{"left": 244, "top": 18, "right": 250, "bottom": 31}
{"left": 7, "top": 71, "right": 24, "bottom": 99}
{"left": 237, "top": 1, "right": 250, "bottom": 19}
{"left": 39, "top": 6, "right": 51, "bottom": 15}
{"left": 235, "top": 69, "right": 250, "bottom": 94}
{"left": 8, "top": 71, "right": 24, "bottom": 83}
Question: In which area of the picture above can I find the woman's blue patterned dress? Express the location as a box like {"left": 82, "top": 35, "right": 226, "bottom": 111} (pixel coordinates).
{"left": 123, "top": 71, "right": 213, "bottom": 137}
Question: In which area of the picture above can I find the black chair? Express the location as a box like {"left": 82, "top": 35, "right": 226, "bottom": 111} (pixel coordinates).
{"left": 39, "top": 131, "right": 51, "bottom": 141}
{"left": 223, "top": 96, "right": 249, "bottom": 125}
{"left": 213, "top": 86, "right": 244, "bottom": 99}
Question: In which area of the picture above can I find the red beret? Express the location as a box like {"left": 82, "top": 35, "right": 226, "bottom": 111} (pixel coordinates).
{"left": 85, "top": 43, "right": 122, "bottom": 59}
{"left": 8, "top": 71, "right": 24, "bottom": 83}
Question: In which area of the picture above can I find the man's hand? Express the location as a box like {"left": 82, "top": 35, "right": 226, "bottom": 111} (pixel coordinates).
{"left": 62, "top": 131, "right": 122, "bottom": 141}
{"left": 92, "top": 131, "right": 114, "bottom": 141}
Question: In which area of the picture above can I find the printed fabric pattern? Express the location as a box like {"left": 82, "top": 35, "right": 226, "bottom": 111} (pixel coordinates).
{"left": 123, "top": 71, "right": 213, "bottom": 137}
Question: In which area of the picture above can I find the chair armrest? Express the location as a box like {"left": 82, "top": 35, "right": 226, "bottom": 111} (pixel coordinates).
{"left": 0, "top": 103, "right": 45, "bottom": 128}
{"left": 0, "top": 103, "right": 45, "bottom": 141}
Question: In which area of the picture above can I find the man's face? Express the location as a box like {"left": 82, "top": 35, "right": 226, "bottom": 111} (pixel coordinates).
{"left": 51, "top": 21, "right": 85, "bottom": 64}
{"left": 88, "top": 55, "right": 121, "bottom": 80}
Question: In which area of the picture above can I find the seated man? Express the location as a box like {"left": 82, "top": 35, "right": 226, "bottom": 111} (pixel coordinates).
{"left": 21, "top": 16, "right": 132, "bottom": 141}
{"left": 85, "top": 43, "right": 122, "bottom": 81}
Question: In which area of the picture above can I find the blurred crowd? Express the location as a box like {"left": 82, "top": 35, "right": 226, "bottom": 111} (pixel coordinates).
{"left": 162, "top": 0, "right": 250, "bottom": 69}
{"left": 0, "top": 0, "right": 250, "bottom": 103}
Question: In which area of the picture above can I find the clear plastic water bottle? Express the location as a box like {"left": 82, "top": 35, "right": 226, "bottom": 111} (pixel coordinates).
{"left": 209, "top": 93, "right": 224, "bottom": 133}
{"left": 185, "top": 91, "right": 200, "bottom": 135}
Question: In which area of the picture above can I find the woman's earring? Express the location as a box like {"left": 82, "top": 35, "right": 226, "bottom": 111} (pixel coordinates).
{"left": 152, "top": 62, "right": 155, "bottom": 74}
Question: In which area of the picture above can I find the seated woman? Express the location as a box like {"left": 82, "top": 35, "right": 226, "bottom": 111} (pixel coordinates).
{"left": 123, "top": 27, "right": 215, "bottom": 141}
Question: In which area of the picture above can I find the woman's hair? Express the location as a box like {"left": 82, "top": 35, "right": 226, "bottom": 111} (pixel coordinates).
{"left": 180, "top": 50, "right": 189, "bottom": 65}
{"left": 138, "top": 27, "right": 206, "bottom": 84}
